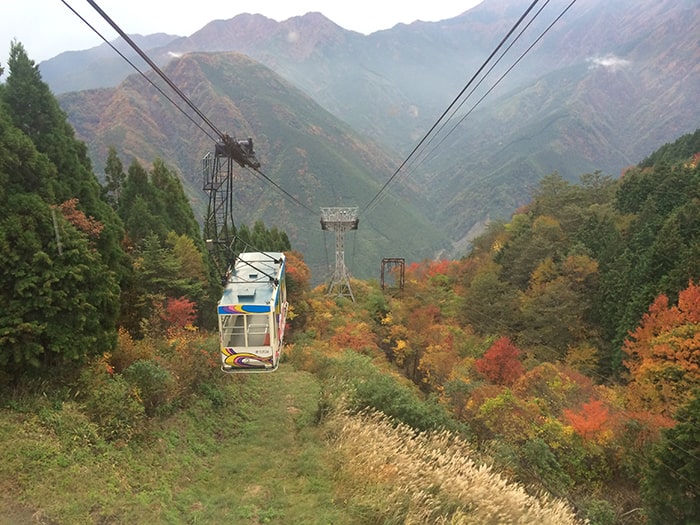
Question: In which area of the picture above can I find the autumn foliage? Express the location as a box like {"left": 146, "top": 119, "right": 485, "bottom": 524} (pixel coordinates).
{"left": 291, "top": 237, "right": 700, "bottom": 522}
{"left": 161, "top": 296, "right": 198, "bottom": 331}
{"left": 475, "top": 336, "right": 524, "bottom": 386}
{"left": 563, "top": 399, "right": 610, "bottom": 441}
{"left": 623, "top": 281, "right": 700, "bottom": 416}
{"left": 55, "top": 198, "right": 105, "bottom": 239}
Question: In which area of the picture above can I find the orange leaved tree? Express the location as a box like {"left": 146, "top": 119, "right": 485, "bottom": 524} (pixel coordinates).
{"left": 563, "top": 399, "right": 610, "bottom": 442}
{"left": 623, "top": 281, "right": 700, "bottom": 417}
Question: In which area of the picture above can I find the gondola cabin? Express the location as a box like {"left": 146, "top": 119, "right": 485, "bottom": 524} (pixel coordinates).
{"left": 217, "top": 252, "right": 287, "bottom": 373}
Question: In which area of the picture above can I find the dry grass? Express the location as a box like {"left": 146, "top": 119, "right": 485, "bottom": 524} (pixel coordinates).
{"left": 325, "top": 408, "right": 584, "bottom": 525}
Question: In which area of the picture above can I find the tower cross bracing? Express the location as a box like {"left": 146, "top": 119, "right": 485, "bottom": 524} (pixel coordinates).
{"left": 320, "top": 207, "right": 359, "bottom": 301}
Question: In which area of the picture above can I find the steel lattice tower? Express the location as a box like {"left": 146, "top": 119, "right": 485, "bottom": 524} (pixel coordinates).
{"left": 320, "top": 207, "right": 359, "bottom": 301}
{"left": 202, "top": 138, "right": 258, "bottom": 280}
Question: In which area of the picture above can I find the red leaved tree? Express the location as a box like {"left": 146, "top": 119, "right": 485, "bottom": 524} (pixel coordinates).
{"left": 475, "top": 336, "right": 525, "bottom": 386}
{"left": 161, "top": 296, "right": 197, "bottom": 332}
{"left": 330, "top": 321, "right": 380, "bottom": 355}
{"left": 55, "top": 198, "right": 104, "bottom": 239}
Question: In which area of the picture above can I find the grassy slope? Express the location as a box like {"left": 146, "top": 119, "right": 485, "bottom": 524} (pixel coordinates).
{"left": 0, "top": 366, "right": 353, "bottom": 525}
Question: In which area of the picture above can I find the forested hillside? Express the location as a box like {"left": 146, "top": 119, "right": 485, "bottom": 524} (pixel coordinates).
{"left": 1, "top": 41, "right": 699, "bottom": 525}
{"left": 286, "top": 132, "right": 700, "bottom": 522}
{"left": 57, "top": 50, "right": 446, "bottom": 281}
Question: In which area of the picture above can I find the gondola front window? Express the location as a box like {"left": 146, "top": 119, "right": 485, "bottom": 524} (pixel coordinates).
{"left": 247, "top": 314, "right": 270, "bottom": 346}
{"left": 220, "top": 313, "right": 270, "bottom": 347}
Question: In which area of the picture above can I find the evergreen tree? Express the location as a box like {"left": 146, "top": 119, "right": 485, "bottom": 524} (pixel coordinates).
{"left": 118, "top": 160, "right": 167, "bottom": 243}
{"left": 643, "top": 392, "right": 700, "bottom": 524}
{"left": 150, "top": 158, "right": 201, "bottom": 240}
{"left": 0, "top": 107, "right": 119, "bottom": 373}
{"left": 231, "top": 221, "right": 291, "bottom": 253}
{"left": 236, "top": 223, "right": 252, "bottom": 250}
{"left": 605, "top": 160, "right": 700, "bottom": 354}
{"left": 269, "top": 226, "right": 292, "bottom": 251}
{"left": 104, "top": 146, "right": 125, "bottom": 207}
{"left": 118, "top": 158, "right": 202, "bottom": 246}
{"left": 1, "top": 41, "right": 126, "bottom": 277}
{"left": 0, "top": 44, "right": 125, "bottom": 374}
{"left": 0, "top": 101, "right": 57, "bottom": 199}
{"left": 639, "top": 127, "right": 700, "bottom": 168}
{"left": 252, "top": 220, "right": 271, "bottom": 249}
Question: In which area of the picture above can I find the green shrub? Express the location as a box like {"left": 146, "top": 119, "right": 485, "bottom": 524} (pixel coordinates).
{"left": 352, "top": 371, "right": 458, "bottom": 432}
{"left": 582, "top": 498, "right": 617, "bottom": 525}
{"left": 521, "top": 437, "right": 573, "bottom": 492}
{"left": 319, "top": 351, "right": 464, "bottom": 434}
{"left": 40, "top": 401, "right": 101, "bottom": 451}
{"left": 82, "top": 374, "right": 144, "bottom": 442}
{"left": 199, "top": 381, "right": 226, "bottom": 408}
{"left": 123, "top": 359, "right": 175, "bottom": 417}
{"left": 159, "top": 334, "right": 219, "bottom": 395}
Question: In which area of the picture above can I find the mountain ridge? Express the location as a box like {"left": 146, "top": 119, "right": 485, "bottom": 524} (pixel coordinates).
{"left": 46, "top": 0, "right": 700, "bottom": 264}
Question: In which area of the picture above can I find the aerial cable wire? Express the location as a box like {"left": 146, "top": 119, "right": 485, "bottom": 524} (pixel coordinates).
{"left": 364, "top": 0, "right": 576, "bottom": 216}
{"left": 59, "top": 0, "right": 218, "bottom": 143}
{"left": 72, "top": 0, "right": 316, "bottom": 217}
{"left": 404, "top": 0, "right": 555, "bottom": 173}
{"left": 85, "top": 0, "right": 226, "bottom": 141}
{"left": 416, "top": 0, "right": 579, "bottom": 171}
{"left": 248, "top": 166, "right": 318, "bottom": 215}
{"left": 393, "top": 0, "right": 553, "bottom": 188}
{"left": 361, "top": 0, "right": 543, "bottom": 215}
{"left": 85, "top": 0, "right": 262, "bottom": 171}
{"left": 365, "top": 0, "right": 549, "bottom": 213}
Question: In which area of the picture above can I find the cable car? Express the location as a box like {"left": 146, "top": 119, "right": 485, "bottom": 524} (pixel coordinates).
{"left": 217, "top": 252, "right": 288, "bottom": 373}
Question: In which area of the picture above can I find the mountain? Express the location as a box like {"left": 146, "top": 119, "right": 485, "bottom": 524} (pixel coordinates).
{"left": 47, "top": 0, "right": 700, "bottom": 262}
{"left": 40, "top": 33, "right": 180, "bottom": 94}
{"left": 423, "top": 0, "right": 700, "bottom": 248}
{"left": 58, "top": 52, "right": 447, "bottom": 281}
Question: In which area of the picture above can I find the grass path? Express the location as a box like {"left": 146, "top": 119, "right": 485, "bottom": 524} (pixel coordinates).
{"left": 0, "top": 365, "right": 353, "bottom": 524}
{"left": 180, "top": 365, "right": 348, "bottom": 524}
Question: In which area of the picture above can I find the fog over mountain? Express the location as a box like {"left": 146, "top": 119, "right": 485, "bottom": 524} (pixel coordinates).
{"left": 46, "top": 0, "right": 700, "bottom": 277}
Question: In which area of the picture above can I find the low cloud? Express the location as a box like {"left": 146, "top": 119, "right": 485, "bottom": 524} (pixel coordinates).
{"left": 587, "top": 54, "right": 631, "bottom": 72}
{"left": 168, "top": 51, "right": 183, "bottom": 58}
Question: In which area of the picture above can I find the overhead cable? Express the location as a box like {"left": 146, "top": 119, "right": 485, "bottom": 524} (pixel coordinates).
{"left": 248, "top": 166, "right": 318, "bottom": 215}
{"left": 59, "top": 0, "right": 218, "bottom": 143}
{"left": 85, "top": 0, "right": 225, "bottom": 140}
{"left": 361, "top": 0, "right": 544, "bottom": 215}
{"left": 65, "top": 0, "right": 315, "bottom": 214}
{"left": 408, "top": 0, "right": 555, "bottom": 171}
{"left": 418, "top": 0, "right": 578, "bottom": 170}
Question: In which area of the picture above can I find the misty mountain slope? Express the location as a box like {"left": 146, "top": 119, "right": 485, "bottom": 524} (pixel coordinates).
{"left": 40, "top": 33, "right": 180, "bottom": 94}
{"left": 46, "top": 0, "right": 700, "bottom": 259}
{"left": 411, "top": 0, "right": 700, "bottom": 251}
{"left": 58, "top": 52, "right": 447, "bottom": 280}
{"left": 420, "top": 63, "right": 662, "bottom": 249}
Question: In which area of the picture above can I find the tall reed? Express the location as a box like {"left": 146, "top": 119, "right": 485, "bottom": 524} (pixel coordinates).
{"left": 325, "top": 408, "right": 583, "bottom": 524}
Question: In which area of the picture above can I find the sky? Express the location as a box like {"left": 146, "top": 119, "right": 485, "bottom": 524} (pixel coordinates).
{"left": 1, "top": 0, "right": 483, "bottom": 63}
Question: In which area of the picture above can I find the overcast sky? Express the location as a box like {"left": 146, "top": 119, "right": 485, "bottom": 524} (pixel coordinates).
{"left": 1, "top": 0, "right": 483, "bottom": 63}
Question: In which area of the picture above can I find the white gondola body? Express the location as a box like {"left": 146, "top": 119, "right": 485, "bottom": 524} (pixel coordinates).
{"left": 217, "top": 252, "right": 287, "bottom": 373}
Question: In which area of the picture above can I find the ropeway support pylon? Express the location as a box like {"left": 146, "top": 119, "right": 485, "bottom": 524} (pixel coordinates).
{"left": 320, "top": 207, "right": 359, "bottom": 301}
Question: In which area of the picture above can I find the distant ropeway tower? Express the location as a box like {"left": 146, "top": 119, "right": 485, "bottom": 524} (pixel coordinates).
{"left": 320, "top": 207, "right": 359, "bottom": 302}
